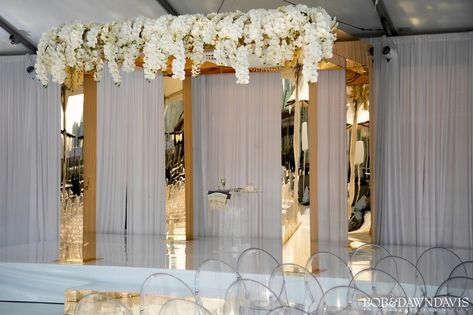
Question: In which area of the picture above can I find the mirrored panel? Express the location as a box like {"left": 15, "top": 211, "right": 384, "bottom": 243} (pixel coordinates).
{"left": 60, "top": 89, "right": 85, "bottom": 262}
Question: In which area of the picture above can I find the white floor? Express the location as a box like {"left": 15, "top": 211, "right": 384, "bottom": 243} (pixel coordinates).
{"left": 1, "top": 232, "right": 472, "bottom": 313}
{"left": 0, "top": 302, "right": 63, "bottom": 315}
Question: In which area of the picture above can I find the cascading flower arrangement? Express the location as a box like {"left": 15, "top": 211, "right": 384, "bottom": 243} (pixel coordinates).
{"left": 35, "top": 5, "right": 337, "bottom": 87}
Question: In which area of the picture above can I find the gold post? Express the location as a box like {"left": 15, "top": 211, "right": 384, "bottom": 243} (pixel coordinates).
{"left": 183, "top": 75, "right": 194, "bottom": 240}
{"left": 308, "top": 82, "right": 319, "bottom": 255}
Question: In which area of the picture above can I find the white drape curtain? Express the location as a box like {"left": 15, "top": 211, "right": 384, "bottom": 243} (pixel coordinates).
{"left": 97, "top": 70, "right": 165, "bottom": 235}
{"left": 0, "top": 56, "right": 60, "bottom": 247}
{"left": 371, "top": 32, "right": 473, "bottom": 248}
{"left": 193, "top": 72, "right": 282, "bottom": 240}
{"left": 316, "top": 69, "right": 348, "bottom": 243}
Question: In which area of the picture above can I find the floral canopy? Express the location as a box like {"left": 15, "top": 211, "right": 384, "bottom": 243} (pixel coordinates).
{"left": 35, "top": 5, "right": 337, "bottom": 87}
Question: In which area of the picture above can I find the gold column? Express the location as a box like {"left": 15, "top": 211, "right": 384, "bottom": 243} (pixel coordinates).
{"left": 308, "top": 82, "right": 319, "bottom": 256}
{"left": 183, "top": 75, "right": 194, "bottom": 240}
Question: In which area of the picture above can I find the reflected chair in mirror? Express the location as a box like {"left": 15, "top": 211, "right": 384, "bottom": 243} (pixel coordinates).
{"left": 306, "top": 251, "right": 353, "bottom": 291}
{"left": 349, "top": 244, "right": 391, "bottom": 274}
{"left": 416, "top": 247, "right": 463, "bottom": 296}
{"left": 268, "top": 263, "right": 324, "bottom": 313}
{"left": 351, "top": 268, "right": 409, "bottom": 314}
{"left": 449, "top": 261, "right": 473, "bottom": 279}
{"left": 195, "top": 259, "right": 240, "bottom": 314}
{"left": 268, "top": 306, "right": 310, "bottom": 315}
{"left": 224, "top": 279, "right": 283, "bottom": 314}
{"left": 236, "top": 247, "right": 280, "bottom": 286}
{"left": 315, "top": 285, "right": 381, "bottom": 315}
{"left": 74, "top": 293, "right": 131, "bottom": 315}
{"left": 140, "top": 272, "right": 195, "bottom": 315}
{"left": 375, "top": 255, "right": 427, "bottom": 313}
{"left": 159, "top": 298, "right": 212, "bottom": 315}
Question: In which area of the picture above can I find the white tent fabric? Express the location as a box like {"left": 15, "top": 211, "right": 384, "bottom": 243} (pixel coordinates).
{"left": 316, "top": 69, "right": 348, "bottom": 243}
{"left": 193, "top": 72, "right": 282, "bottom": 240}
{"left": 0, "top": 55, "right": 60, "bottom": 247}
{"left": 97, "top": 70, "right": 165, "bottom": 235}
{"left": 371, "top": 32, "right": 473, "bottom": 248}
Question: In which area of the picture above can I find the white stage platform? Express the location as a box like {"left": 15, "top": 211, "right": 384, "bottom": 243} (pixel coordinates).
{"left": 0, "top": 234, "right": 283, "bottom": 304}
{"left": 1, "top": 234, "right": 472, "bottom": 312}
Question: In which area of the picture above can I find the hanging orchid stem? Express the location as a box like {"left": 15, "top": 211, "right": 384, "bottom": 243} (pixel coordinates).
{"left": 35, "top": 5, "right": 337, "bottom": 89}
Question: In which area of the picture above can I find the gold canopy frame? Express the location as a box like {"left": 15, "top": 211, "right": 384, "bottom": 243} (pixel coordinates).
{"left": 60, "top": 39, "right": 373, "bottom": 263}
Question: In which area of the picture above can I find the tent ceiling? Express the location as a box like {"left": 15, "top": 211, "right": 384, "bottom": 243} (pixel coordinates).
{"left": 0, "top": 0, "right": 472, "bottom": 55}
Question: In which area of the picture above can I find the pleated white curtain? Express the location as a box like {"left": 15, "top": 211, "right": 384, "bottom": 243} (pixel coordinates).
{"left": 0, "top": 56, "right": 60, "bottom": 247}
{"left": 97, "top": 70, "right": 165, "bottom": 235}
{"left": 316, "top": 69, "right": 348, "bottom": 243}
{"left": 371, "top": 32, "right": 473, "bottom": 248}
{"left": 193, "top": 72, "right": 282, "bottom": 240}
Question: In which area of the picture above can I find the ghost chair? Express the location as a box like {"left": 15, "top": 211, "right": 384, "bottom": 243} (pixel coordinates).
{"left": 159, "top": 298, "right": 212, "bottom": 315}
{"left": 416, "top": 247, "right": 463, "bottom": 297}
{"left": 349, "top": 244, "right": 392, "bottom": 274}
{"left": 306, "top": 251, "right": 353, "bottom": 291}
{"left": 375, "top": 255, "right": 427, "bottom": 313}
{"left": 140, "top": 272, "right": 195, "bottom": 315}
{"left": 351, "top": 268, "right": 408, "bottom": 314}
{"left": 75, "top": 293, "right": 131, "bottom": 315}
{"left": 236, "top": 247, "right": 280, "bottom": 286}
{"left": 316, "top": 285, "right": 381, "bottom": 315}
{"left": 224, "top": 279, "right": 283, "bottom": 314}
{"left": 435, "top": 276, "right": 473, "bottom": 309}
{"left": 194, "top": 259, "right": 240, "bottom": 314}
{"left": 268, "top": 305, "right": 310, "bottom": 315}
{"left": 268, "top": 263, "right": 324, "bottom": 313}
{"left": 449, "top": 261, "right": 473, "bottom": 279}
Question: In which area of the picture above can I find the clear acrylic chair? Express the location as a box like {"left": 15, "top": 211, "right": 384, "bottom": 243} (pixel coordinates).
{"left": 375, "top": 255, "right": 426, "bottom": 313}
{"left": 224, "top": 279, "right": 283, "bottom": 314}
{"left": 306, "top": 251, "right": 353, "bottom": 291}
{"left": 449, "top": 261, "right": 473, "bottom": 279}
{"left": 351, "top": 268, "right": 408, "bottom": 314}
{"left": 349, "top": 244, "right": 391, "bottom": 274}
{"left": 236, "top": 247, "right": 280, "bottom": 286}
{"left": 194, "top": 259, "right": 240, "bottom": 315}
{"left": 435, "top": 276, "right": 473, "bottom": 305}
{"left": 159, "top": 298, "right": 212, "bottom": 315}
{"left": 268, "top": 305, "right": 310, "bottom": 314}
{"left": 416, "top": 247, "right": 462, "bottom": 296}
{"left": 74, "top": 293, "right": 131, "bottom": 315}
{"left": 140, "top": 272, "right": 195, "bottom": 315}
{"left": 268, "top": 263, "right": 324, "bottom": 313}
{"left": 316, "top": 285, "right": 381, "bottom": 314}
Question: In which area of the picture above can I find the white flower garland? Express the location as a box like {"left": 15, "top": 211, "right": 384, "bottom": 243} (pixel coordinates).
{"left": 35, "top": 5, "right": 336, "bottom": 86}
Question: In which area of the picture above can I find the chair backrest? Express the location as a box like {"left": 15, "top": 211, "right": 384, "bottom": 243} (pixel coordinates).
{"left": 316, "top": 285, "right": 382, "bottom": 314}
{"left": 236, "top": 247, "right": 279, "bottom": 286}
{"left": 375, "top": 255, "right": 426, "bottom": 313}
{"left": 224, "top": 279, "right": 283, "bottom": 314}
{"left": 139, "top": 272, "right": 195, "bottom": 315}
{"left": 435, "top": 276, "right": 473, "bottom": 304}
{"left": 194, "top": 258, "right": 240, "bottom": 314}
{"left": 349, "top": 244, "right": 391, "bottom": 274}
{"left": 306, "top": 251, "right": 353, "bottom": 291}
{"left": 268, "top": 306, "right": 309, "bottom": 314}
{"left": 268, "top": 263, "right": 324, "bottom": 313}
{"left": 450, "top": 261, "right": 473, "bottom": 279}
{"left": 351, "top": 268, "right": 408, "bottom": 313}
{"left": 159, "top": 298, "right": 212, "bottom": 315}
{"left": 74, "top": 293, "right": 131, "bottom": 315}
{"left": 416, "top": 247, "right": 462, "bottom": 294}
